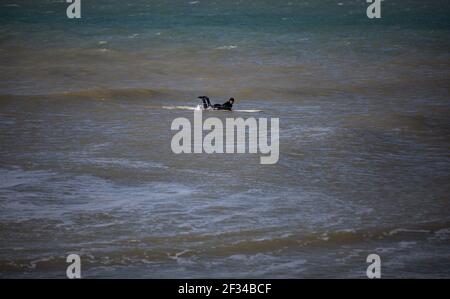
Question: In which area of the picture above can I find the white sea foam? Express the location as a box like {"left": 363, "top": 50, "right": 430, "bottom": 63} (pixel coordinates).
{"left": 387, "top": 228, "right": 430, "bottom": 236}
{"left": 430, "top": 228, "right": 450, "bottom": 241}
{"left": 216, "top": 45, "right": 237, "bottom": 50}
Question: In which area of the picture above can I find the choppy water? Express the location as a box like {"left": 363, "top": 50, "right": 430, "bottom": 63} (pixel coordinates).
{"left": 0, "top": 0, "right": 449, "bottom": 278}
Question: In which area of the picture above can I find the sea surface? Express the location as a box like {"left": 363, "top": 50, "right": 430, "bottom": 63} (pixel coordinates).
{"left": 0, "top": 0, "right": 449, "bottom": 278}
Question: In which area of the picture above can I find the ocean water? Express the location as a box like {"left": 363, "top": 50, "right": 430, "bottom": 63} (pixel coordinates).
{"left": 0, "top": 0, "right": 449, "bottom": 278}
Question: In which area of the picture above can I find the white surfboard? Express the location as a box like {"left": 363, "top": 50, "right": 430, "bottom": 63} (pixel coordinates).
{"left": 162, "top": 105, "right": 262, "bottom": 113}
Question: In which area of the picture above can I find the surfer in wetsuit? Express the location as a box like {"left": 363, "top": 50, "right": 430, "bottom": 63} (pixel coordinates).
{"left": 198, "top": 96, "right": 234, "bottom": 111}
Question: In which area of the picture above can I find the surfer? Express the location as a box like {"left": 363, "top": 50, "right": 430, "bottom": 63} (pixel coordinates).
{"left": 198, "top": 96, "right": 234, "bottom": 111}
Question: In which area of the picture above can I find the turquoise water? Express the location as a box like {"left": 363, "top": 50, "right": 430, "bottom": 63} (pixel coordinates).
{"left": 0, "top": 0, "right": 449, "bottom": 278}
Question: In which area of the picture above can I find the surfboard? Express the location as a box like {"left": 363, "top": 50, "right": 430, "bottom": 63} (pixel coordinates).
{"left": 162, "top": 105, "right": 262, "bottom": 113}
{"left": 233, "top": 109, "right": 262, "bottom": 113}
{"left": 162, "top": 105, "right": 197, "bottom": 110}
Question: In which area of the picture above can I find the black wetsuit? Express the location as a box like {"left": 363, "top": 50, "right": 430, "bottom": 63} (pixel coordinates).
{"left": 199, "top": 96, "right": 233, "bottom": 111}
{"left": 213, "top": 102, "right": 233, "bottom": 111}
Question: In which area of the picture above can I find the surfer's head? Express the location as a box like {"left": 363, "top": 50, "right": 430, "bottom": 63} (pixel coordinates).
{"left": 229, "top": 97, "right": 235, "bottom": 104}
